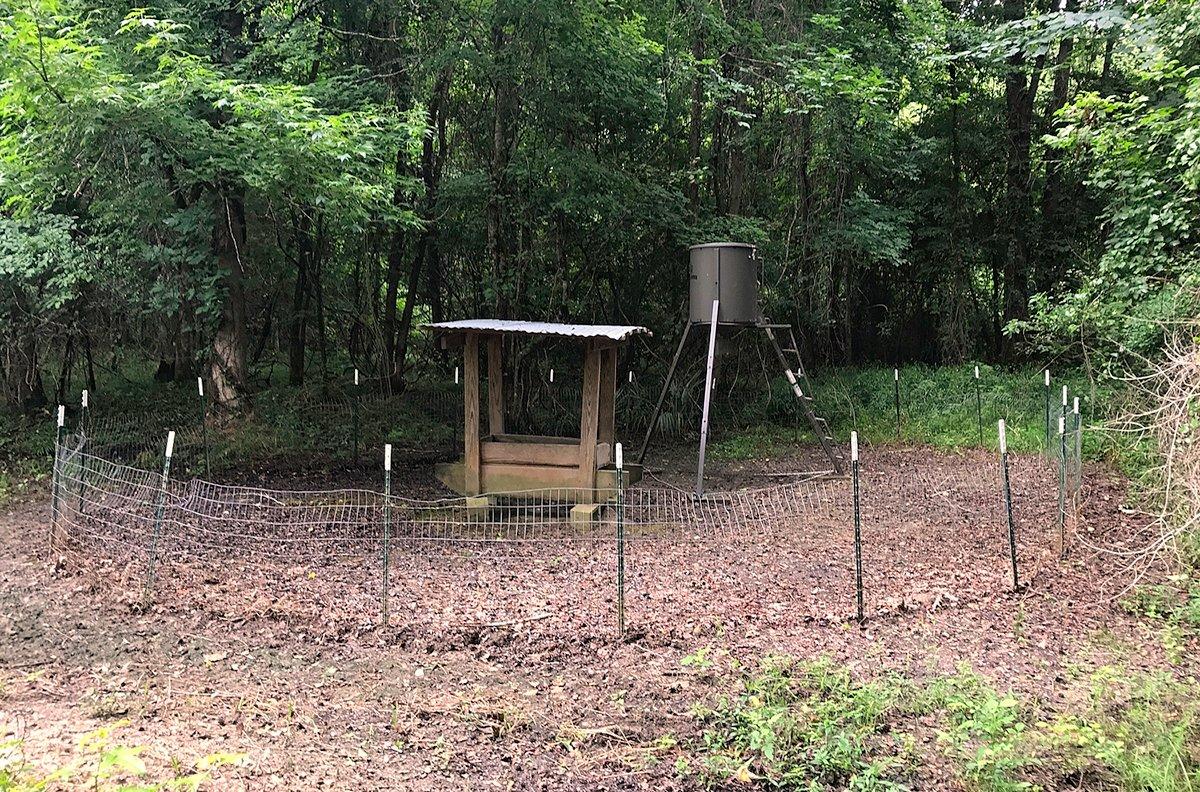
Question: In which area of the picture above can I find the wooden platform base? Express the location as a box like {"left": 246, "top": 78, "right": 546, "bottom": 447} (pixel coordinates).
{"left": 434, "top": 460, "right": 642, "bottom": 504}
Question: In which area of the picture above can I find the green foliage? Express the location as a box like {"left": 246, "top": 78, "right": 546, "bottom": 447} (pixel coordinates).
{"left": 1020, "top": 3, "right": 1200, "bottom": 365}
{"left": 701, "top": 364, "right": 1105, "bottom": 458}
{"left": 683, "top": 658, "right": 1200, "bottom": 792}
{"left": 922, "top": 667, "right": 1037, "bottom": 791}
{"left": 687, "top": 657, "right": 909, "bottom": 789}
{"left": 1122, "top": 575, "right": 1200, "bottom": 633}
{"left": 0, "top": 720, "right": 246, "bottom": 790}
{"left": 1035, "top": 669, "right": 1200, "bottom": 792}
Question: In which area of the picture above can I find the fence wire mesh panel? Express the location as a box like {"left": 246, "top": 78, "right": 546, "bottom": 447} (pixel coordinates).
{"left": 51, "top": 433, "right": 1063, "bottom": 635}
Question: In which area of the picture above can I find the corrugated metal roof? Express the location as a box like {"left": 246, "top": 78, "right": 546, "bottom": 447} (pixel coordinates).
{"left": 424, "top": 320, "right": 651, "bottom": 341}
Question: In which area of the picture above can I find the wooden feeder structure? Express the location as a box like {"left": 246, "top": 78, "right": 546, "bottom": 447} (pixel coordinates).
{"left": 426, "top": 320, "right": 649, "bottom": 517}
{"left": 638, "top": 242, "right": 844, "bottom": 495}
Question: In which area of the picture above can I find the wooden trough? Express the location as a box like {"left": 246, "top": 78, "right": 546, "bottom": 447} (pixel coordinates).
{"left": 426, "top": 320, "right": 649, "bottom": 521}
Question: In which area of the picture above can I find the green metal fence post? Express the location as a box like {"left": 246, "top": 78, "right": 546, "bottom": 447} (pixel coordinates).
{"left": 1072, "top": 397, "right": 1083, "bottom": 496}
{"left": 974, "top": 365, "right": 983, "bottom": 446}
{"left": 144, "top": 430, "right": 176, "bottom": 600}
{"left": 49, "top": 405, "right": 65, "bottom": 556}
{"left": 197, "top": 376, "right": 211, "bottom": 476}
{"left": 353, "top": 369, "right": 361, "bottom": 463}
{"left": 616, "top": 443, "right": 626, "bottom": 637}
{"left": 1057, "top": 416, "right": 1067, "bottom": 560}
{"left": 1043, "top": 369, "right": 1051, "bottom": 453}
{"left": 893, "top": 368, "right": 901, "bottom": 441}
{"left": 382, "top": 443, "right": 392, "bottom": 626}
{"left": 852, "top": 431, "right": 863, "bottom": 622}
{"left": 1061, "top": 384, "right": 1069, "bottom": 452}
{"left": 999, "top": 420, "right": 1018, "bottom": 590}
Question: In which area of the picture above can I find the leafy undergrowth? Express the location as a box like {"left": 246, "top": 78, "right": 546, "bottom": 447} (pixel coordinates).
{"left": 694, "top": 363, "right": 1119, "bottom": 468}
{"left": 675, "top": 656, "right": 1200, "bottom": 791}
{"left": 681, "top": 657, "right": 908, "bottom": 789}
{"left": 0, "top": 720, "right": 246, "bottom": 791}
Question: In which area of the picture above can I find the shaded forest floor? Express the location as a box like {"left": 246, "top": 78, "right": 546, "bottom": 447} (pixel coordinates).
{"left": 1, "top": 444, "right": 1197, "bottom": 789}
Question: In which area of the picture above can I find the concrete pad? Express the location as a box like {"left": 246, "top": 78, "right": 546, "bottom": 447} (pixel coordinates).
{"left": 570, "top": 503, "right": 601, "bottom": 525}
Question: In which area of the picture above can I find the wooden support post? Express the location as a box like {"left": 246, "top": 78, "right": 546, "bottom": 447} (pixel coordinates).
{"left": 464, "top": 333, "right": 481, "bottom": 494}
{"left": 487, "top": 335, "right": 505, "bottom": 436}
{"left": 578, "top": 343, "right": 602, "bottom": 492}
{"left": 598, "top": 346, "right": 617, "bottom": 447}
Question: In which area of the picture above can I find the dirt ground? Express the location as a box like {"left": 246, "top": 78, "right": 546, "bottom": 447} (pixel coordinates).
{"left": 0, "top": 443, "right": 1193, "bottom": 789}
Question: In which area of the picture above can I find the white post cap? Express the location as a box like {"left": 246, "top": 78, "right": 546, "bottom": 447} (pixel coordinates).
{"left": 384, "top": 444, "right": 392, "bottom": 471}
{"left": 1062, "top": 384, "right": 1068, "bottom": 405}
{"left": 1073, "top": 396, "right": 1080, "bottom": 414}
{"left": 57, "top": 405, "right": 65, "bottom": 427}
{"left": 974, "top": 365, "right": 979, "bottom": 378}
{"left": 197, "top": 376, "right": 204, "bottom": 397}
{"left": 615, "top": 443, "right": 623, "bottom": 470}
{"left": 165, "top": 430, "right": 176, "bottom": 458}
{"left": 550, "top": 368, "right": 555, "bottom": 383}
{"left": 628, "top": 371, "right": 633, "bottom": 383}
{"left": 1045, "top": 369, "right": 1050, "bottom": 386}
{"left": 851, "top": 431, "right": 859, "bottom": 461}
{"left": 454, "top": 366, "right": 459, "bottom": 385}
{"left": 81, "top": 389, "right": 88, "bottom": 408}
{"left": 1058, "top": 416, "right": 1065, "bottom": 434}
{"left": 998, "top": 419, "right": 1007, "bottom": 454}
{"left": 894, "top": 368, "right": 899, "bottom": 381}
{"left": 354, "top": 368, "right": 360, "bottom": 386}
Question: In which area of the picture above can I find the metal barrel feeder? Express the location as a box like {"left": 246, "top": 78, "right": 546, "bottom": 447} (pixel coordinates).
{"left": 639, "top": 242, "right": 845, "bottom": 495}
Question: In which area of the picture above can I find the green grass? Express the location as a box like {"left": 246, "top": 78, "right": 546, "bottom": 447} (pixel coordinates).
{"left": 691, "top": 363, "right": 1113, "bottom": 461}
{"left": 677, "top": 657, "right": 1200, "bottom": 791}
{"left": 684, "top": 656, "right": 910, "bottom": 789}
{"left": 0, "top": 719, "right": 246, "bottom": 791}
{"left": 0, "top": 359, "right": 1126, "bottom": 500}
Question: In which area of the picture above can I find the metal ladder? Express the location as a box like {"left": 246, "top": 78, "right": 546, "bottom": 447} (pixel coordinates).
{"left": 763, "top": 324, "right": 845, "bottom": 475}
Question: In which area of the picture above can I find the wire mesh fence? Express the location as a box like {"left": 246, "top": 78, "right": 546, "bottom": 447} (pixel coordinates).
{"left": 48, "top": 420, "right": 1073, "bottom": 638}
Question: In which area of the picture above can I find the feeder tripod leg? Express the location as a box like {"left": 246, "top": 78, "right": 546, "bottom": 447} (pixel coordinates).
{"left": 636, "top": 322, "right": 693, "bottom": 465}
{"left": 695, "top": 301, "right": 720, "bottom": 497}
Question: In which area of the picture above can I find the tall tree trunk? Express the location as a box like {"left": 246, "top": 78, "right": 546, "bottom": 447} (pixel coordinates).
{"left": 487, "top": 10, "right": 518, "bottom": 317}
{"left": 1036, "top": 5, "right": 1077, "bottom": 293}
{"left": 208, "top": 6, "right": 250, "bottom": 410}
{"left": 210, "top": 192, "right": 250, "bottom": 410}
{"left": 287, "top": 228, "right": 310, "bottom": 386}
{"left": 1000, "top": 0, "right": 1044, "bottom": 355}
{"left": 81, "top": 327, "right": 97, "bottom": 393}
{"left": 686, "top": 5, "right": 704, "bottom": 218}
{"left": 312, "top": 225, "right": 328, "bottom": 383}
{"left": 55, "top": 334, "right": 75, "bottom": 406}
{"left": 394, "top": 238, "right": 426, "bottom": 389}
{"left": 382, "top": 196, "right": 404, "bottom": 381}
{"left": 424, "top": 68, "right": 451, "bottom": 327}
